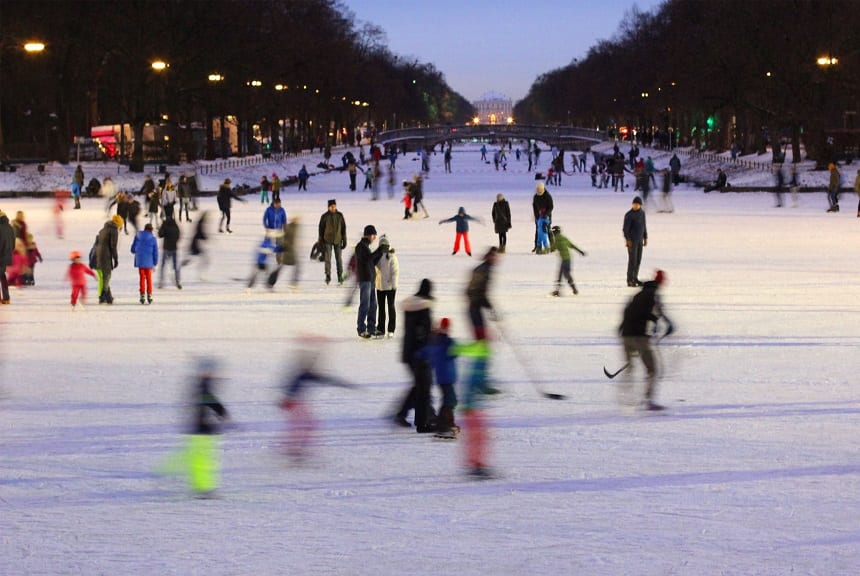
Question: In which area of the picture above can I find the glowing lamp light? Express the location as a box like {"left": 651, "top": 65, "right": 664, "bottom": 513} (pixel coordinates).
{"left": 151, "top": 60, "right": 168, "bottom": 71}
{"left": 24, "top": 42, "right": 45, "bottom": 53}
{"left": 472, "top": 116, "right": 480, "bottom": 125}
{"left": 208, "top": 74, "right": 224, "bottom": 82}
{"left": 506, "top": 117, "right": 514, "bottom": 124}
{"left": 817, "top": 56, "right": 838, "bottom": 66}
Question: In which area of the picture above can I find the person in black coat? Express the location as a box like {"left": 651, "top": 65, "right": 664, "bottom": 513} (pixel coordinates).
{"left": 355, "top": 225, "right": 385, "bottom": 338}
{"left": 217, "top": 178, "right": 245, "bottom": 233}
{"left": 622, "top": 196, "right": 647, "bottom": 287}
{"left": 158, "top": 215, "right": 181, "bottom": 289}
{"left": 395, "top": 278, "right": 436, "bottom": 432}
{"left": 491, "top": 194, "right": 512, "bottom": 252}
{"left": 620, "top": 270, "right": 672, "bottom": 410}
{"left": 467, "top": 247, "right": 498, "bottom": 340}
{"left": 0, "top": 212, "right": 15, "bottom": 304}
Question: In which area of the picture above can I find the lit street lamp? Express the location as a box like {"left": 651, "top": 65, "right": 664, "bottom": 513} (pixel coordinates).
{"left": 0, "top": 39, "right": 47, "bottom": 158}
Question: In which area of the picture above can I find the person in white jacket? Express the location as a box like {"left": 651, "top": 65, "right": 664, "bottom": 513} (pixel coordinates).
{"left": 374, "top": 235, "right": 399, "bottom": 338}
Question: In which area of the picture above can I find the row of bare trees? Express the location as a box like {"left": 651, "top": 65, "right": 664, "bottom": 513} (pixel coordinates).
{"left": 0, "top": 0, "right": 473, "bottom": 168}
{"left": 515, "top": 0, "right": 860, "bottom": 165}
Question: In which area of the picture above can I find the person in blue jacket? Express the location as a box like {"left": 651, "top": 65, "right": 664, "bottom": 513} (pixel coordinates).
{"left": 439, "top": 207, "right": 481, "bottom": 256}
{"left": 263, "top": 197, "right": 287, "bottom": 239}
{"left": 131, "top": 223, "right": 159, "bottom": 304}
{"left": 416, "top": 317, "right": 459, "bottom": 437}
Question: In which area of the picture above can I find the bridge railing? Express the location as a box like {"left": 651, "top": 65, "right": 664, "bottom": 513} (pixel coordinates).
{"left": 378, "top": 124, "right": 609, "bottom": 147}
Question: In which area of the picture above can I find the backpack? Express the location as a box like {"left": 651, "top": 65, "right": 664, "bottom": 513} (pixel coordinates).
{"left": 88, "top": 235, "right": 98, "bottom": 269}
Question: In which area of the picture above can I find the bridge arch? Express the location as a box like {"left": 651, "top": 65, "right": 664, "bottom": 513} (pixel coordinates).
{"left": 377, "top": 124, "right": 608, "bottom": 151}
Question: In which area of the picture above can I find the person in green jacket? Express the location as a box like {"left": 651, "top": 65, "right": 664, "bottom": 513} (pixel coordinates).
{"left": 550, "top": 225, "right": 586, "bottom": 296}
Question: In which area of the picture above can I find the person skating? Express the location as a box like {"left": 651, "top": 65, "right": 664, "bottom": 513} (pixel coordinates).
{"left": 217, "top": 178, "right": 245, "bottom": 233}
{"left": 355, "top": 225, "right": 386, "bottom": 338}
{"left": 619, "top": 270, "right": 673, "bottom": 410}
{"left": 66, "top": 251, "right": 96, "bottom": 309}
{"left": 827, "top": 163, "right": 842, "bottom": 213}
{"left": 95, "top": 215, "right": 122, "bottom": 304}
{"left": 415, "top": 317, "right": 459, "bottom": 439}
{"left": 623, "top": 196, "right": 647, "bottom": 287}
{"left": 158, "top": 214, "right": 181, "bottom": 290}
{"left": 457, "top": 338, "right": 495, "bottom": 478}
{"left": 263, "top": 197, "right": 287, "bottom": 240}
{"left": 467, "top": 247, "right": 499, "bottom": 340}
{"left": 396, "top": 279, "right": 436, "bottom": 432}
{"left": 297, "top": 166, "right": 309, "bottom": 191}
{"left": 491, "top": 194, "right": 511, "bottom": 253}
{"left": 318, "top": 199, "right": 347, "bottom": 285}
{"left": 439, "top": 207, "right": 480, "bottom": 256}
{"left": 0, "top": 211, "right": 13, "bottom": 304}
{"left": 181, "top": 212, "right": 211, "bottom": 281}
{"left": 268, "top": 216, "right": 300, "bottom": 289}
{"left": 532, "top": 181, "right": 553, "bottom": 253}
{"left": 131, "top": 223, "right": 159, "bottom": 304}
{"left": 549, "top": 225, "right": 586, "bottom": 296}
{"left": 375, "top": 235, "right": 399, "bottom": 338}
{"left": 159, "top": 358, "right": 231, "bottom": 497}
{"left": 259, "top": 175, "right": 271, "bottom": 204}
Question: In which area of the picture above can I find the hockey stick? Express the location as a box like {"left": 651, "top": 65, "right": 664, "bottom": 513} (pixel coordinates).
{"left": 604, "top": 317, "right": 674, "bottom": 379}
{"left": 496, "top": 320, "right": 566, "bottom": 400}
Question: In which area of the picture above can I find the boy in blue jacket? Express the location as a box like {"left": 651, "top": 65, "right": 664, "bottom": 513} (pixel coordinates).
{"left": 416, "top": 317, "right": 459, "bottom": 438}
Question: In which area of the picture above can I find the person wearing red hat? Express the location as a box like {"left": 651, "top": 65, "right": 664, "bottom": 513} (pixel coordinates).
{"left": 619, "top": 269, "right": 672, "bottom": 410}
{"left": 66, "top": 250, "right": 96, "bottom": 309}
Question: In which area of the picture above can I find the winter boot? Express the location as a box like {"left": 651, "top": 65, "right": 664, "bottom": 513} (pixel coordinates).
{"left": 147, "top": 293, "right": 153, "bottom": 304}
{"left": 571, "top": 283, "right": 578, "bottom": 295}
{"left": 551, "top": 289, "right": 560, "bottom": 297}
{"left": 140, "top": 293, "right": 145, "bottom": 305}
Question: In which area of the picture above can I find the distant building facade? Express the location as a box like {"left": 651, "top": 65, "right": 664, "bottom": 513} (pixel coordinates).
{"left": 473, "top": 91, "right": 513, "bottom": 125}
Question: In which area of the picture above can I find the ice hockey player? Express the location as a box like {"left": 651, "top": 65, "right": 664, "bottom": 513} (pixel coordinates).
{"left": 549, "top": 225, "right": 586, "bottom": 296}
{"left": 619, "top": 269, "right": 673, "bottom": 411}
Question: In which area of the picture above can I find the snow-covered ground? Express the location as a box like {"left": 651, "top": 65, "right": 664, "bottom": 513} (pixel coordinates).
{"left": 2, "top": 144, "right": 859, "bottom": 575}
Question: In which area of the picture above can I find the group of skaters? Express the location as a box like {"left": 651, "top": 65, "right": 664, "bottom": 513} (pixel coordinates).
{"left": 0, "top": 210, "right": 43, "bottom": 304}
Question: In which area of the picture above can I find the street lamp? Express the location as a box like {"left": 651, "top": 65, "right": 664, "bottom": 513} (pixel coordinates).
{"left": 151, "top": 60, "right": 168, "bottom": 71}
{"left": 817, "top": 56, "right": 838, "bottom": 67}
{"left": 0, "top": 39, "right": 47, "bottom": 158}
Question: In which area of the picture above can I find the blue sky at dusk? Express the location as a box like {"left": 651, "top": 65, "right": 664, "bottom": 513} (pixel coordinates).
{"left": 342, "top": 0, "right": 666, "bottom": 104}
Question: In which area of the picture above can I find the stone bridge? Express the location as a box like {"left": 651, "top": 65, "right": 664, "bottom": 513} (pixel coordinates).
{"left": 377, "top": 124, "right": 608, "bottom": 151}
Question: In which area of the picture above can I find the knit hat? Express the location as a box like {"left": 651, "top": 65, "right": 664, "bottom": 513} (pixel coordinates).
{"left": 144, "top": 223, "right": 153, "bottom": 231}
{"left": 416, "top": 278, "right": 434, "bottom": 299}
{"left": 69, "top": 250, "right": 81, "bottom": 260}
{"left": 632, "top": 196, "right": 643, "bottom": 205}
{"left": 654, "top": 269, "right": 667, "bottom": 285}
{"left": 378, "top": 235, "right": 390, "bottom": 247}
{"left": 328, "top": 198, "right": 337, "bottom": 207}
{"left": 363, "top": 224, "right": 377, "bottom": 236}
{"left": 439, "top": 317, "right": 451, "bottom": 331}
{"left": 111, "top": 214, "right": 124, "bottom": 229}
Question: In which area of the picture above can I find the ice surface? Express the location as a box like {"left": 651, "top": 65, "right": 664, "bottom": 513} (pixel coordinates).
{"left": 1, "top": 145, "right": 858, "bottom": 575}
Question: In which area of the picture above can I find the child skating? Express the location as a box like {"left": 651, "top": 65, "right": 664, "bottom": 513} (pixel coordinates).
{"left": 549, "top": 225, "right": 586, "bottom": 296}
{"left": 439, "top": 207, "right": 481, "bottom": 256}
{"left": 66, "top": 251, "right": 96, "bottom": 309}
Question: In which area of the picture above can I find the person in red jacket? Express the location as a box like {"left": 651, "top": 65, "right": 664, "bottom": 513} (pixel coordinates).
{"left": 66, "top": 250, "right": 96, "bottom": 308}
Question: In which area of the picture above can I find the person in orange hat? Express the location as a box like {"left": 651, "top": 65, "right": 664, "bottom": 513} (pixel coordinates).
{"left": 66, "top": 250, "right": 96, "bottom": 309}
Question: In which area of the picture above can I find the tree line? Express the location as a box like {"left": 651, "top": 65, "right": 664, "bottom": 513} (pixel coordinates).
{"left": 0, "top": 0, "right": 474, "bottom": 167}
{"left": 514, "top": 0, "right": 860, "bottom": 165}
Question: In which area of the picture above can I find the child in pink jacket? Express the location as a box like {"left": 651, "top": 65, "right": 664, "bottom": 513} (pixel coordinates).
{"left": 67, "top": 250, "right": 96, "bottom": 308}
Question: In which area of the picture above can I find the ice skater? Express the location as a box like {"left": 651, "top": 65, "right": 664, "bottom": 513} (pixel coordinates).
{"left": 66, "top": 250, "right": 96, "bottom": 309}
{"left": 549, "top": 225, "right": 586, "bottom": 296}
{"left": 618, "top": 270, "right": 673, "bottom": 410}
{"left": 439, "top": 207, "right": 481, "bottom": 256}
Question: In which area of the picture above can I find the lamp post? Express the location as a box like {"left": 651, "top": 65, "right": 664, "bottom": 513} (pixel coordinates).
{"left": 0, "top": 39, "right": 46, "bottom": 158}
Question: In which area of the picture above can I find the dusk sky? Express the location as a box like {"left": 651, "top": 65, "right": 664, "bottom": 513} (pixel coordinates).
{"left": 343, "top": 0, "right": 666, "bottom": 104}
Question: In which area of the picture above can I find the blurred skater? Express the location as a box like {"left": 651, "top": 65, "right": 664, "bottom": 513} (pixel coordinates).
{"left": 267, "top": 215, "right": 301, "bottom": 289}
{"left": 158, "top": 214, "right": 182, "bottom": 290}
{"left": 549, "top": 225, "right": 586, "bottom": 296}
{"left": 394, "top": 279, "right": 436, "bottom": 432}
{"left": 416, "top": 317, "right": 459, "bottom": 439}
{"left": 618, "top": 270, "right": 673, "bottom": 410}
{"left": 66, "top": 250, "right": 96, "bottom": 309}
{"left": 458, "top": 338, "right": 495, "bottom": 478}
{"left": 466, "top": 248, "right": 499, "bottom": 340}
{"left": 279, "top": 346, "right": 353, "bottom": 459}
{"left": 160, "top": 358, "right": 231, "bottom": 497}
{"left": 182, "top": 211, "right": 211, "bottom": 280}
